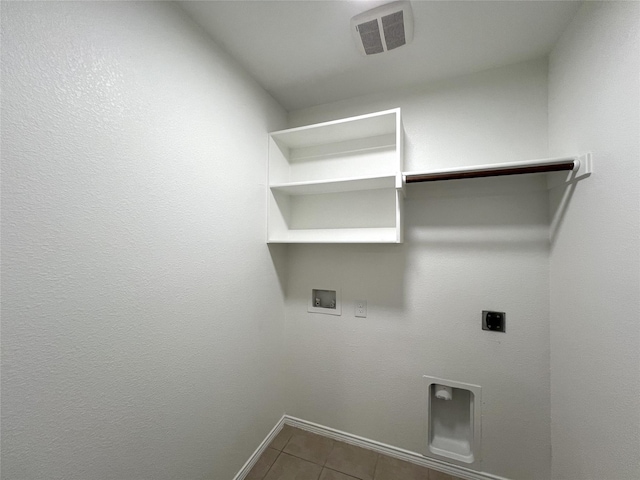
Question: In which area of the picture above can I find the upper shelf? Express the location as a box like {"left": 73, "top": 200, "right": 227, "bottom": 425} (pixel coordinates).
{"left": 403, "top": 154, "right": 592, "bottom": 187}
{"left": 270, "top": 108, "right": 400, "bottom": 149}
{"left": 268, "top": 109, "right": 402, "bottom": 186}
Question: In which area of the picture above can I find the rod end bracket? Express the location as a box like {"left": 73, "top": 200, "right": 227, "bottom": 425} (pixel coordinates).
{"left": 547, "top": 152, "right": 592, "bottom": 189}
{"left": 573, "top": 152, "right": 593, "bottom": 179}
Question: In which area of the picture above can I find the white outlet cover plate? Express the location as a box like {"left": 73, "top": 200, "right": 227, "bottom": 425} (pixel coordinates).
{"left": 355, "top": 300, "right": 367, "bottom": 317}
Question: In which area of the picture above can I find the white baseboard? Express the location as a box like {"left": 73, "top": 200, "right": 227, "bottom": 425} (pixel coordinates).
{"left": 283, "top": 416, "right": 510, "bottom": 480}
{"left": 232, "top": 415, "right": 286, "bottom": 480}
{"left": 233, "top": 414, "right": 510, "bottom": 480}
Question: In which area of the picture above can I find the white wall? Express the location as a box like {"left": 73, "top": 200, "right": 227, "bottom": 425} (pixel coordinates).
{"left": 1, "top": 2, "right": 286, "bottom": 479}
{"left": 548, "top": 3, "right": 640, "bottom": 479}
{"left": 285, "top": 59, "right": 552, "bottom": 479}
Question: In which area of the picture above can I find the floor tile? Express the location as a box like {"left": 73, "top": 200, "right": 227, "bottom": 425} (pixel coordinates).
{"left": 373, "top": 454, "right": 429, "bottom": 480}
{"left": 428, "top": 468, "right": 461, "bottom": 480}
{"left": 264, "top": 452, "right": 323, "bottom": 480}
{"left": 319, "top": 468, "right": 360, "bottom": 480}
{"left": 324, "top": 441, "right": 378, "bottom": 480}
{"left": 283, "top": 429, "right": 335, "bottom": 465}
{"left": 270, "top": 425, "right": 298, "bottom": 451}
{"left": 246, "top": 448, "right": 280, "bottom": 480}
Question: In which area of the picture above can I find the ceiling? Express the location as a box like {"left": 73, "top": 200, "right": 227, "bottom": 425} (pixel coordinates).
{"left": 178, "top": 0, "right": 581, "bottom": 111}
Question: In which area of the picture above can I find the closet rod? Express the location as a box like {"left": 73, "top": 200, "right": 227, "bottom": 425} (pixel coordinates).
{"left": 405, "top": 159, "right": 576, "bottom": 184}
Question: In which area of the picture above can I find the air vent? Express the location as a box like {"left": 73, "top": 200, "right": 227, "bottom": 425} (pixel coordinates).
{"left": 351, "top": 1, "right": 413, "bottom": 56}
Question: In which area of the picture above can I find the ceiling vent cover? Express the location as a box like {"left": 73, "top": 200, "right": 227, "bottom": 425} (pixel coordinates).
{"left": 351, "top": 1, "right": 414, "bottom": 56}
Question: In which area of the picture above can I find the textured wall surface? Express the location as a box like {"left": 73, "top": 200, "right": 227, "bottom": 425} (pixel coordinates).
{"left": 4, "top": 2, "right": 637, "bottom": 479}
{"left": 548, "top": 3, "right": 640, "bottom": 479}
{"left": 285, "top": 60, "right": 552, "bottom": 480}
{"left": 1, "top": 2, "right": 286, "bottom": 479}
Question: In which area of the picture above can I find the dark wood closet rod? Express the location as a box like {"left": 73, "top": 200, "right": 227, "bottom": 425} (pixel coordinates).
{"left": 405, "top": 160, "right": 576, "bottom": 184}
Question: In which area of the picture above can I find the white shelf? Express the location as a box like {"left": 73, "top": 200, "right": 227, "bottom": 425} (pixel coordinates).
{"left": 267, "top": 109, "right": 403, "bottom": 244}
{"left": 270, "top": 109, "right": 399, "bottom": 149}
{"left": 267, "top": 227, "right": 400, "bottom": 244}
{"left": 270, "top": 174, "right": 399, "bottom": 196}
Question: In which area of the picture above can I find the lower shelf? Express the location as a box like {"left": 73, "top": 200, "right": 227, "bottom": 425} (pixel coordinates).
{"left": 267, "top": 187, "right": 403, "bottom": 244}
{"left": 267, "top": 227, "right": 400, "bottom": 244}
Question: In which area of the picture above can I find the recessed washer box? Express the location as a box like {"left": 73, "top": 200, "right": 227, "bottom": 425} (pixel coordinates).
{"left": 424, "top": 375, "right": 482, "bottom": 465}
{"left": 308, "top": 288, "right": 341, "bottom": 316}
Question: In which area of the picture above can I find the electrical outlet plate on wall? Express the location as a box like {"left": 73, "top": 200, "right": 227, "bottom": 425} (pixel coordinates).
{"left": 355, "top": 300, "right": 367, "bottom": 317}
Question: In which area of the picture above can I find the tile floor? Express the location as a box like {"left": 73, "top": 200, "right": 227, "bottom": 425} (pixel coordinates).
{"left": 246, "top": 425, "right": 463, "bottom": 480}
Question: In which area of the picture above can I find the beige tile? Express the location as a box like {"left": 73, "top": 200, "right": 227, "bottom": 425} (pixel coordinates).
{"left": 320, "top": 468, "right": 360, "bottom": 480}
{"left": 270, "top": 425, "right": 299, "bottom": 451}
{"left": 324, "top": 441, "right": 378, "bottom": 480}
{"left": 264, "top": 452, "right": 323, "bottom": 480}
{"left": 283, "top": 429, "right": 335, "bottom": 465}
{"left": 428, "top": 469, "right": 461, "bottom": 480}
{"left": 373, "top": 454, "right": 429, "bottom": 480}
{"left": 246, "top": 448, "right": 280, "bottom": 480}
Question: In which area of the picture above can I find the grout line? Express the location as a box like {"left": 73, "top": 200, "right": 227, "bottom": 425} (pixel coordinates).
{"left": 278, "top": 449, "right": 328, "bottom": 469}
{"left": 323, "top": 466, "right": 361, "bottom": 480}
{"left": 322, "top": 437, "right": 336, "bottom": 468}
{"left": 260, "top": 449, "right": 281, "bottom": 480}
{"left": 281, "top": 427, "right": 336, "bottom": 468}
{"left": 372, "top": 453, "right": 380, "bottom": 480}
{"left": 279, "top": 427, "right": 295, "bottom": 452}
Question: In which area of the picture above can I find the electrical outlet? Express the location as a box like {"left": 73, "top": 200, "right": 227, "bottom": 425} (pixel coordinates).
{"left": 355, "top": 300, "right": 367, "bottom": 318}
{"left": 482, "top": 310, "right": 506, "bottom": 332}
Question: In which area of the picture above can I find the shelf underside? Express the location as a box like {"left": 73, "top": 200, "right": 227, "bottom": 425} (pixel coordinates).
{"left": 270, "top": 175, "right": 397, "bottom": 195}
{"left": 270, "top": 110, "right": 398, "bottom": 149}
{"left": 267, "top": 227, "right": 400, "bottom": 244}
